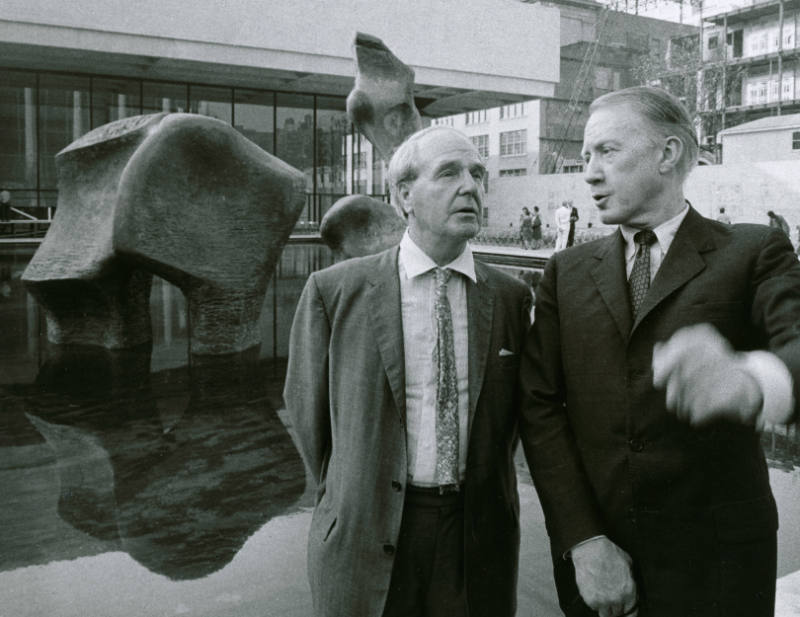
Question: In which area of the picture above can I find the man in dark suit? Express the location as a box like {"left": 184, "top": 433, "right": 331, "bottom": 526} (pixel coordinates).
{"left": 284, "top": 126, "right": 530, "bottom": 617}
{"left": 521, "top": 86, "right": 800, "bottom": 617}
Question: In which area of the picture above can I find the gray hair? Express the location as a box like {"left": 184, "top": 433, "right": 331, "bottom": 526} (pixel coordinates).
{"left": 589, "top": 86, "right": 699, "bottom": 179}
{"left": 386, "top": 125, "right": 478, "bottom": 219}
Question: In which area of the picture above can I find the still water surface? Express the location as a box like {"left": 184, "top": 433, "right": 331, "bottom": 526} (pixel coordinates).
{"left": 2, "top": 244, "right": 800, "bottom": 617}
{"left": 0, "top": 244, "right": 332, "bottom": 617}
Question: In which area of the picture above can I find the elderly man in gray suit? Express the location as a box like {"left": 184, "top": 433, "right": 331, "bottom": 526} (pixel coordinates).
{"left": 284, "top": 126, "right": 530, "bottom": 617}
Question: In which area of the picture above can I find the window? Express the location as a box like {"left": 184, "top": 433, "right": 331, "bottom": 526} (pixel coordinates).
{"left": 143, "top": 81, "right": 187, "bottom": 114}
{"left": 189, "top": 85, "right": 232, "bottom": 123}
{"left": 0, "top": 70, "right": 38, "bottom": 194}
{"left": 276, "top": 93, "right": 314, "bottom": 196}
{"left": 793, "top": 131, "right": 800, "bottom": 150}
{"left": 708, "top": 35, "right": 718, "bottom": 50}
{"left": 594, "top": 67, "right": 612, "bottom": 90}
{"left": 465, "top": 109, "right": 487, "bottom": 125}
{"left": 499, "top": 102, "right": 526, "bottom": 120}
{"left": 499, "top": 168, "right": 526, "bottom": 177}
{"left": 471, "top": 134, "right": 489, "bottom": 158}
{"left": 316, "top": 96, "right": 349, "bottom": 202}
{"left": 234, "top": 89, "right": 275, "bottom": 154}
{"left": 91, "top": 77, "right": 141, "bottom": 129}
{"left": 562, "top": 163, "right": 584, "bottom": 174}
{"left": 499, "top": 129, "right": 526, "bottom": 156}
{"left": 38, "top": 73, "right": 90, "bottom": 191}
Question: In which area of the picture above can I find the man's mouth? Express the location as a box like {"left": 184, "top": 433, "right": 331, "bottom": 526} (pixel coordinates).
{"left": 592, "top": 194, "right": 609, "bottom": 207}
{"left": 454, "top": 205, "right": 479, "bottom": 216}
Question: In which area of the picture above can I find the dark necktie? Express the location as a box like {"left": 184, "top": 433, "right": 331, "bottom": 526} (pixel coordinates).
{"left": 629, "top": 229, "right": 657, "bottom": 316}
{"left": 433, "top": 267, "right": 459, "bottom": 485}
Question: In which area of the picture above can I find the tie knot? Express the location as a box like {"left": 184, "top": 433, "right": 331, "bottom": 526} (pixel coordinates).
{"left": 435, "top": 267, "right": 452, "bottom": 287}
{"left": 634, "top": 229, "right": 657, "bottom": 247}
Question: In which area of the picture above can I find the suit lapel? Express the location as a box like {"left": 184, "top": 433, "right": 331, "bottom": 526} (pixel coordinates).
{"left": 367, "top": 247, "right": 406, "bottom": 423}
{"left": 589, "top": 230, "right": 633, "bottom": 340}
{"left": 467, "top": 262, "right": 494, "bottom": 435}
{"left": 631, "top": 207, "right": 713, "bottom": 334}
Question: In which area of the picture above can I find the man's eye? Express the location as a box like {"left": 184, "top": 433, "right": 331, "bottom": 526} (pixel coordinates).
{"left": 471, "top": 170, "right": 484, "bottom": 180}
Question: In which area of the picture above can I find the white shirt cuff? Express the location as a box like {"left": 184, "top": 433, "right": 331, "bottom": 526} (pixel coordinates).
{"left": 739, "top": 350, "right": 795, "bottom": 427}
{"left": 564, "top": 535, "right": 607, "bottom": 560}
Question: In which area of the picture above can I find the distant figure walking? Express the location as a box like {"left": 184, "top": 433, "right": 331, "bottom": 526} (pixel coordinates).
{"left": 768, "top": 210, "right": 790, "bottom": 236}
{"left": 566, "top": 205, "right": 579, "bottom": 247}
{"left": 519, "top": 207, "right": 534, "bottom": 249}
{"left": 716, "top": 207, "right": 731, "bottom": 224}
{"left": 554, "top": 201, "right": 571, "bottom": 251}
{"left": 532, "top": 206, "right": 543, "bottom": 249}
{"left": 0, "top": 190, "right": 11, "bottom": 235}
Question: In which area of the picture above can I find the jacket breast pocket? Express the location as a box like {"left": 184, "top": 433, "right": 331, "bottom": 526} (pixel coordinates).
{"left": 684, "top": 301, "right": 745, "bottom": 322}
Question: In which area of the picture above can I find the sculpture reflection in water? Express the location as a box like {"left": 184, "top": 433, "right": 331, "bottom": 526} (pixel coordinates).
{"left": 14, "top": 345, "right": 306, "bottom": 580}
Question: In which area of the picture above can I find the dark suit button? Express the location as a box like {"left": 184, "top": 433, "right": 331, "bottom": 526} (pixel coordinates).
{"left": 383, "top": 544, "right": 395, "bottom": 555}
{"left": 629, "top": 439, "right": 644, "bottom": 452}
{"left": 391, "top": 480, "right": 402, "bottom": 492}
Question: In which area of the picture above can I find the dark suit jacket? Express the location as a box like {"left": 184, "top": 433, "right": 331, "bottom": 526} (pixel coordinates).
{"left": 521, "top": 208, "right": 800, "bottom": 617}
{"left": 284, "top": 246, "right": 530, "bottom": 617}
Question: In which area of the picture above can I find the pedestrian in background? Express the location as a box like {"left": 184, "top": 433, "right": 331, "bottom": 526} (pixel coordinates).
{"left": 519, "top": 207, "right": 534, "bottom": 249}
{"left": 554, "top": 200, "right": 571, "bottom": 251}
{"left": 0, "top": 190, "right": 11, "bottom": 236}
{"left": 566, "top": 205, "right": 579, "bottom": 247}
{"left": 768, "top": 210, "right": 790, "bottom": 236}
{"left": 532, "top": 206, "right": 543, "bottom": 249}
{"left": 716, "top": 206, "right": 731, "bottom": 224}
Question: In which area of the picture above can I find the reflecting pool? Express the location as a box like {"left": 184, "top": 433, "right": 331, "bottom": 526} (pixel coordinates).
{"left": 2, "top": 243, "right": 800, "bottom": 617}
{"left": 0, "top": 243, "right": 333, "bottom": 617}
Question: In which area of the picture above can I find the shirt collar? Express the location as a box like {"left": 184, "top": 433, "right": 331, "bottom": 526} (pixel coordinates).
{"left": 398, "top": 230, "right": 477, "bottom": 283}
{"left": 620, "top": 203, "right": 690, "bottom": 257}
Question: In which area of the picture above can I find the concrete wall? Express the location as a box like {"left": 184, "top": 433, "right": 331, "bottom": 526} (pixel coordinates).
{"left": 722, "top": 129, "right": 800, "bottom": 164}
{"left": 486, "top": 160, "right": 800, "bottom": 239}
{"left": 0, "top": 0, "right": 560, "bottom": 96}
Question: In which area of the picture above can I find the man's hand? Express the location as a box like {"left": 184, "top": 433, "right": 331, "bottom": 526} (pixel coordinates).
{"left": 652, "top": 323, "right": 762, "bottom": 427}
{"left": 571, "top": 537, "right": 638, "bottom": 617}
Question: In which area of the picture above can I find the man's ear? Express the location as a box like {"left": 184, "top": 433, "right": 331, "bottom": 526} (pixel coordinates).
{"left": 659, "top": 135, "right": 684, "bottom": 174}
{"left": 397, "top": 181, "right": 413, "bottom": 217}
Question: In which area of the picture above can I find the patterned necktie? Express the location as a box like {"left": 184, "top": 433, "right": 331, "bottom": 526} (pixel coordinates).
{"left": 629, "top": 229, "right": 657, "bottom": 317}
{"left": 433, "top": 267, "right": 459, "bottom": 486}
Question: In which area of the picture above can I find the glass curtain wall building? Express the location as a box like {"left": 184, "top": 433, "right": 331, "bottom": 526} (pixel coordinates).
{"left": 0, "top": 68, "right": 385, "bottom": 228}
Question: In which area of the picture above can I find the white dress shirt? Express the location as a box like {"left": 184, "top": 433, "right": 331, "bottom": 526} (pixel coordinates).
{"left": 620, "top": 204, "right": 689, "bottom": 281}
{"left": 398, "top": 231, "right": 474, "bottom": 486}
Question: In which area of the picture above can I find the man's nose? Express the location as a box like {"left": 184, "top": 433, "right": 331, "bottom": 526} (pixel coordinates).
{"left": 458, "top": 169, "right": 481, "bottom": 193}
{"left": 584, "top": 156, "right": 602, "bottom": 184}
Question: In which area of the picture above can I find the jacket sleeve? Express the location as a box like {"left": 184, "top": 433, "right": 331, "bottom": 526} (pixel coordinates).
{"left": 283, "top": 273, "right": 332, "bottom": 488}
{"left": 751, "top": 227, "right": 800, "bottom": 418}
{"left": 519, "top": 255, "right": 606, "bottom": 556}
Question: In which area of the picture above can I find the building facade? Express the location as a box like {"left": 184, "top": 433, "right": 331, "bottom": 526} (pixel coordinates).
{"left": 718, "top": 112, "right": 800, "bottom": 162}
{"left": 0, "top": 0, "right": 560, "bottom": 227}
{"left": 435, "top": 0, "right": 697, "bottom": 186}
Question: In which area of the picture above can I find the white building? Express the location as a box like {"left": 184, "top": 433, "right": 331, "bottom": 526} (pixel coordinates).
{"left": 719, "top": 113, "right": 800, "bottom": 162}
{"left": 0, "top": 0, "right": 560, "bottom": 224}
